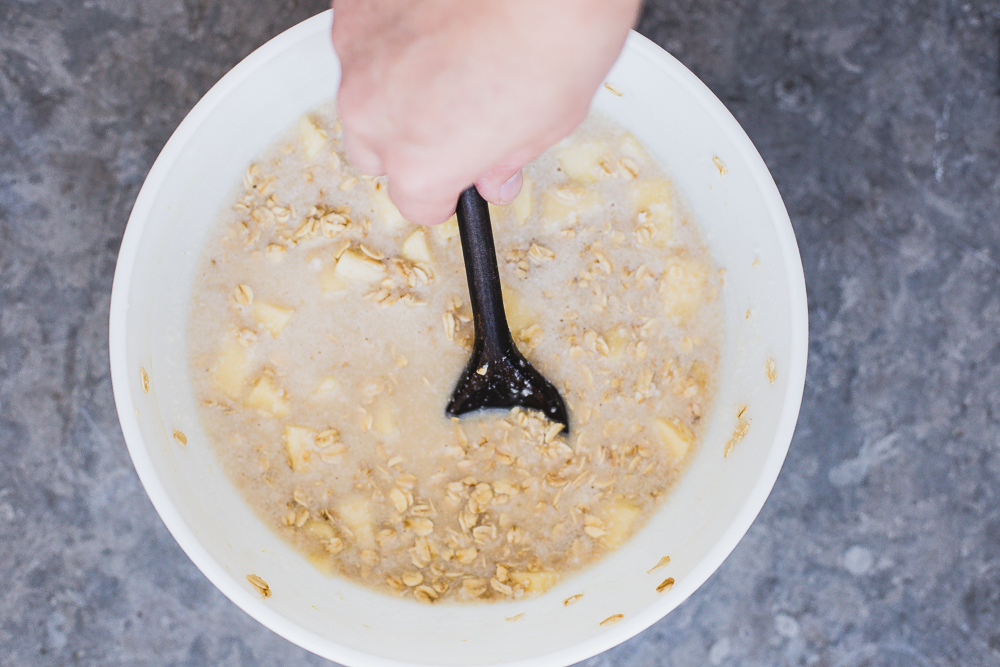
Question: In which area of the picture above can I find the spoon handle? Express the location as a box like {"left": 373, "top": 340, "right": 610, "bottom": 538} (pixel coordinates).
{"left": 455, "top": 186, "right": 514, "bottom": 361}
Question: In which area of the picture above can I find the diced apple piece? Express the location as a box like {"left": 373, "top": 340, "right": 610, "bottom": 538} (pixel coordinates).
{"left": 631, "top": 179, "right": 674, "bottom": 213}
{"left": 372, "top": 401, "right": 396, "bottom": 434}
{"left": 307, "top": 552, "right": 336, "bottom": 575}
{"left": 402, "top": 230, "right": 433, "bottom": 265}
{"left": 304, "top": 519, "right": 336, "bottom": 540}
{"left": 512, "top": 175, "right": 533, "bottom": 224}
{"left": 620, "top": 135, "right": 649, "bottom": 163}
{"left": 432, "top": 215, "right": 459, "bottom": 241}
{"left": 372, "top": 187, "right": 408, "bottom": 229}
{"left": 659, "top": 256, "right": 708, "bottom": 321}
{"left": 557, "top": 140, "right": 607, "bottom": 182}
{"left": 253, "top": 301, "right": 294, "bottom": 336}
{"left": 654, "top": 418, "right": 694, "bottom": 460}
{"left": 320, "top": 263, "right": 346, "bottom": 292}
{"left": 643, "top": 201, "right": 674, "bottom": 241}
{"left": 503, "top": 289, "right": 536, "bottom": 332}
{"left": 298, "top": 116, "right": 328, "bottom": 161}
{"left": 689, "top": 360, "right": 709, "bottom": 392}
{"left": 600, "top": 501, "right": 641, "bottom": 549}
{"left": 284, "top": 425, "right": 316, "bottom": 472}
{"left": 631, "top": 180, "right": 675, "bottom": 244}
{"left": 339, "top": 498, "right": 374, "bottom": 548}
{"left": 244, "top": 371, "right": 289, "bottom": 417}
{"left": 212, "top": 336, "right": 252, "bottom": 399}
{"left": 509, "top": 571, "right": 558, "bottom": 594}
{"left": 316, "top": 376, "right": 340, "bottom": 394}
{"left": 541, "top": 186, "right": 602, "bottom": 227}
{"left": 604, "top": 326, "right": 630, "bottom": 359}
{"left": 333, "top": 249, "right": 386, "bottom": 284}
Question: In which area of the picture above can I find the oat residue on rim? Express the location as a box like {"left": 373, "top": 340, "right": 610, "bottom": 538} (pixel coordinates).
{"left": 724, "top": 408, "right": 750, "bottom": 458}
{"left": 603, "top": 82, "right": 624, "bottom": 97}
{"left": 247, "top": 573, "right": 271, "bottom": 598}
{"left": 646, "top": 555, "right": 670, "bottom": 574}
{"left": 765, "top": 357, "right": 777, "bottom": 384}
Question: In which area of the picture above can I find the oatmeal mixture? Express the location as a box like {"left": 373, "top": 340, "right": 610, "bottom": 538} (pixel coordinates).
{"left": 188, "top": 106, "right": 721, "bottom": 603}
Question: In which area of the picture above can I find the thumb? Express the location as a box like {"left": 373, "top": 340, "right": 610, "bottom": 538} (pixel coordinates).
{"left": 475, "top": 166, "right": 524, "bottom": 206}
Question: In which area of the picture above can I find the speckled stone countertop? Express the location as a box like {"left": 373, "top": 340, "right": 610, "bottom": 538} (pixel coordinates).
{"left": 2, "top": 1, "right": 999, "bottom": 665}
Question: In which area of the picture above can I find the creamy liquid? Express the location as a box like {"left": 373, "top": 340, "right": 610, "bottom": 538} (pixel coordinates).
{"left": 188, "top": 105, "right": 721, "bottom": 603}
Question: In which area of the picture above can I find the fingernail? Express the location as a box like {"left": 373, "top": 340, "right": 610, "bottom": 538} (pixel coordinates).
{"left": 498, "top": 171, "right": 523, "bottom": 205}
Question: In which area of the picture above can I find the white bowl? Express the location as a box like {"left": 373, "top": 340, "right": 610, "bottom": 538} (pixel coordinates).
{"left": 110, "top": 11, "right": 807, "bottom": 667}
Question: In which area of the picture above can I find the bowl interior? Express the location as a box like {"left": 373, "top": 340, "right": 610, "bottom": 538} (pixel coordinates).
{"left": 110, "top": 11, "right": 807, "bottom": 667}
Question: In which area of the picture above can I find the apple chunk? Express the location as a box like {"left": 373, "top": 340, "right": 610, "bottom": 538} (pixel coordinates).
{"left": 508, "top": 571, "right": 558, "bottom": 594}
{"left": 402, "top": 230, "right": 433, "bottom": 265}
{"left": 298, "top": 116, "right": 328, "bottom": 161}
{"left": 511, "top": 175, "right": 533, "bottom": 224}
{"left": 284, "top": 425, "right": 315, "bottom": 472}
{"left": 432, "top": 215, "right": 459, "bottom": 241}
{"left": 319, "top": 263, "right": 345, "bottom": 293}
{"left": 503, "top": 289, "right": 537, "bottom": 332}
{"left": 557, "top": 140, "right": 607, "bottom": 182}
{"left": 659, "top": 256, "right": 708, "bottom": 321}
{"left": 542, "top": 185, "right": 603, "bottom": 228}
{"left": 372, "top": 401, "right": 396, "bottom": 434}
{"left": 212, "top": 336, "right": 252, "bottom": 399}
{"left": 252, "top": 301, "right": 293, "bottom": 336}
{"left": 338, "top": 498, "right": 374, "bottom": 548}
{"left": 654, "top": 418, "right": 694, "bottom": 460}
{"left": 603, "top": 326, "right": 630, "bottom": 359}
{"left": 631, "top": 180, "right": 675, "bottom": 244}
{"left": 244, "top": 371, "right": 289, "bottom": 417}
{"left": 371, "top": 186, "right": 408, "bottom": 229}
{"left": 332, "top": 249, "right": 386, "bottom": 284}
{"left": 599, "top": 501, "right": 641, "bottom": 549}
{"left": 315, "top": 376, "right": 340, "bottom": 394}
{"left": 541, "top": 185, "right": 602, "bottom": 227}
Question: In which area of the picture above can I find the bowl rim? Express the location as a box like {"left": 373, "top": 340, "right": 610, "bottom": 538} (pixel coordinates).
{"left": 109, "top": 10, "right": 808, "bottom": 667}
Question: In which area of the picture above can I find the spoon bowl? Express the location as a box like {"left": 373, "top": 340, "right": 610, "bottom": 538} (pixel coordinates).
{"left": 446, "top": 187, "right": 569, "bottom": 432}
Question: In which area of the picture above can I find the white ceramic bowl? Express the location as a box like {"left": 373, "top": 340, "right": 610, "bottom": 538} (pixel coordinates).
{"left": 110, "top": 11, "right": 807, "bottom": 667}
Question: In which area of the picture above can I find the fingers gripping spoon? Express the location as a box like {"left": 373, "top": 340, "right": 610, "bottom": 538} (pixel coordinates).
{"left": 446, "top": 186, "right": 570, "bottom": 433}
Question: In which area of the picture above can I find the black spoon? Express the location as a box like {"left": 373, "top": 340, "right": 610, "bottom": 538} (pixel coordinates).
{"left": 445, "top": 186, "right": 569, "bottom": 434}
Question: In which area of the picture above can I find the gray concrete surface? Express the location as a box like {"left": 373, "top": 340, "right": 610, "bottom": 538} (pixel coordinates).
{"left": 2, "top": 1, "right": 999, "bottom": 665}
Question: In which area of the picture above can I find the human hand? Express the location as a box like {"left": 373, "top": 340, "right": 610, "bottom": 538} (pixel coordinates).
{"left": 331, "top": 0, "right": 642, "bottom": 225}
